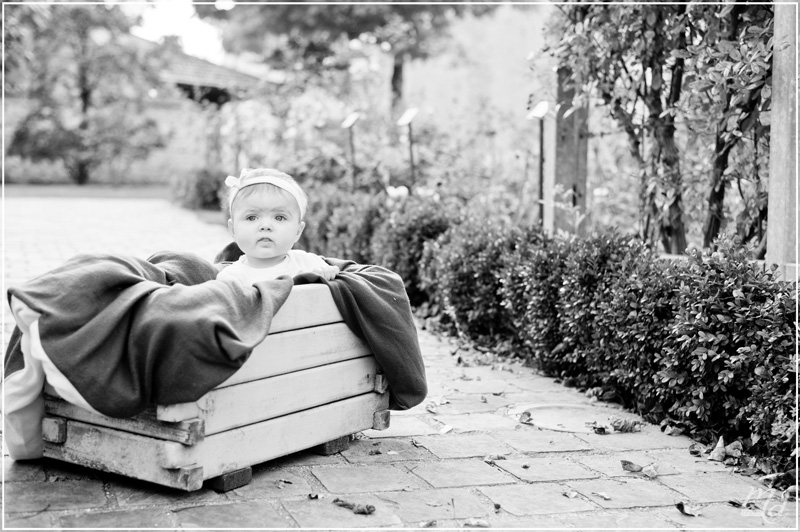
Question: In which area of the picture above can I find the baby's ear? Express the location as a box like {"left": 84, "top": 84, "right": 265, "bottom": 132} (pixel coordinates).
{"left": 295, "top": 220, "right": 306, "bottom": 240}
{"left": 227, "top": 219, "right": 234, "bottom": 235}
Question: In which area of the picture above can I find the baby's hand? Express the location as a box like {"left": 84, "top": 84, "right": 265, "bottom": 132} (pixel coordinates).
{"left": 312, "top": 264, "right": 340, "bottom": 280}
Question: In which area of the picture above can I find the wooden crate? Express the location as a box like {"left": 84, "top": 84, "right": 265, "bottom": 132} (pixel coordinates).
{"left": 41, "top": 284, "right": 391, "bottom": 492}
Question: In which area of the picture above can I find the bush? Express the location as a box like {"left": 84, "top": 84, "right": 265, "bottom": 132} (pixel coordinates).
{"left": 661, "top": 237, "right": 796, "bottom": 448}
{"left": 499, "top": 232, "right": 570, "bottom": 369}
{"left": 371, "top": 195, "right": 462, "bottom": 307}
{"left": 420, "top": 217, "right": 539, "bottom": 351}
{"left": 554, "top": 233, "right": 641, "bottom": 378}
{"left": 171, "top": 168, "right": 225, "bottom": 211}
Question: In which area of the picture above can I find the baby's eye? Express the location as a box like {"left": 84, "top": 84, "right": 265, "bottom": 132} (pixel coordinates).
{"left": 275, "top": 214, "right": 287, "bottom": 222}
{"left": 245, "top": 214, "right": 258, "bottom": 222}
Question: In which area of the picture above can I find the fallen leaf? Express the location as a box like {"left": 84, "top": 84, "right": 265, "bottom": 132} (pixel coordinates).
{"left": 709, "top": 437, "right": 727, "bottom": 461}
{"left": 519, "top": 411, "right": 533, "bottom": 424}
{"left": 725, "top": 440, "right": 743, "bottom": 458}
{"left": 426, "top": 403, "right": 438, "bottom": 414}
{"left": 275, "top": 479, "right": 293, "bottom": 489}
{"left": 664, "top": 425, "right": 684, "bottom": 437}
{"left": 308, "top": 493, "right": 319, "bottom": 500}
{"left": 419, "top": 519, "right": 437, "bottom": 528}
{"left": 440, "top": 425, "right": 453, "bottom": 435}
{"left": 642, "top": 463, "right": 659, "bottom": 478}
{"left": 675, "top": 501, "right": 703, "bottom": 516}
{"left": 609, "top": 416, "right": 643, "bottom": 433}
{"left": 333, "top": 497, "right": 375, "bottom": 515}
{"left": 410, "top": 438, "right": 421, "bottom": 447}
{"left": 562, "top": 489, "right": 580, "bottom": 499}
{"left": 463, "top": 517, "right": 490, "bottom": 528}
{"left": 480, "top": 396, "right": 488, "bottom": 403}
{"left": 621, "top": 460, "right": 643, "bottom": 473}
{"left": 592, "top": 491, "right": 611, "bottom": 500}
{"left": 386, "top": 450, "right": 400, "bottom": 455}
{"left": 492, "top": 391, "right": 505, "bottom": 397}
{"left": 522, "top": 463, "right": 530, "bottom": 469}
{"left": 493, "top": 502, "right": 501, "bottom": 513}
{"left": 592, "top": 426, "right": 608, "bottom": 435}
{"left": 483, "top": 454, "right": 506, "bottom": 464}
{"left": 688, "top": 442, "right": 707, "bottom": 456}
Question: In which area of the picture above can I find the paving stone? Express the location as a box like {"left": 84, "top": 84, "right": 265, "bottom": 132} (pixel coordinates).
{"left": 4, "top": 511, "right": 56, "bottom": 528}
{"left": 264, "top": 449, "right": 346, "bottom": 467}
{"left": 658, "top": 472, "right": 776, "bottom": 503}
{"left": 4, "top": 459, "right": 46, "bottom": 482}
{"left": 566, "top": 477, "right": 681, "bottom": 509}
{"left": 575, "top": 430, "right": 693, "bottom": 451}
{"left": 504, "top": 390, "right": 591, "bottom": 405}
{"left": 446, "top": 377, "right": 523, "bottom": 395}
{"left": 373, "top": 487, "right": 493, "bottom": 522}
{"left": 59, "top": 508, "right": 175, "bottom": 528}
{"left": 496, "top": 457, "right": 598, "bottom": 482}
{"left": 490, "top": 428, "right": 593, "bottom": 453}
{"left": 341, "top": 437, "right": 435, "bottom": 464}
{"left": 432, "top": 412, "right": 520, "bottom": 432}
{"left": 558, "top": 507, "right": 679, "bottom": 529}
{"left": 655, "top": 500, "right": 793, "bottom": 528}
{"left": 361, "top": 416, "right": 438, "bottom": 438}
{"left": 4, "top": 480, "right": 108, "bottom": 512}
{"left": 229, "top": 469, "right": 312, "bottom": 499}
{"left": 282, "top": 493, "right": 403, "bottom": 527}
{"left": 311, "top": 464, "right": 427, "bottom": 493}
{"left": 479, "top": 483, "right": 599, "bottom": 515}
{"left": 409, "top": 458, "right": 516, "bottom": 488}
{"left": 43, "top": 457, "right": 107, "bottom": 481}
{"left": 425, "top": 393, "right": 511, "bottom": 415}
{"left": 412, "top": 433, "right": 516, "bottom": 459}
{"left": 173, "top": 501, "right": 293, "bottom": 528}
{"left": 575, "top": 451, "right": 680, "bottom": 477}
{"left": 486, "top": 514, "right": 569, "bottom": 528}
{"left": 645, "top": 448, "right": 732, "bottom": 474}
{"left": 111, "top": 478, "right": 227, "bottom": 508}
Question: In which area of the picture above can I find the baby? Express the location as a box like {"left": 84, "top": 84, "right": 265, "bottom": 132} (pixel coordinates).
{"left": 216, "top": 168, "right": 339, "bottom": 284}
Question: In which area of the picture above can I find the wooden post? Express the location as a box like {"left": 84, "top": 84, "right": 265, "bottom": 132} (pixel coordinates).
{"left": 765, "top": 3, "right": 797, "bottom": 281}
{"left": 544, "top": 67, "right": 588, "bottom": 235}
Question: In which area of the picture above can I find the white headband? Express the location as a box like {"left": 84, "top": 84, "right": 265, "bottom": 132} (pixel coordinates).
{"left": 225, "top": 174, "right": 307, "bottom": 219}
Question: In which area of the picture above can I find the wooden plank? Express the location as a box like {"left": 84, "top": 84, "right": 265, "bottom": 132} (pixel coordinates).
{"left": 42, "top": 417, "right": 204, "bottom": 491}
{"left": 269, "top": 284, "right": 343, "bottom": 333}
{"left": 159, "top": 392, "right": 389, "bottom": 479}
{"left": 42, "top": 417, "right": 67, "bottom": 443}
{"left": 45, "top": 396, "right": 204, "bottom": 445}
{"left": 220, "top": 322, "right": 371, "bottom": 387}
{"left": 206, "top": 467, "right": 252, "bottom": 492}
{"left": 183, "top": 356, "right": 381, "bottom": 435}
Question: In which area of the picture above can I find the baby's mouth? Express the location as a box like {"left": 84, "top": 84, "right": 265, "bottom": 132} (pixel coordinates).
{"left": 257, "top": 237, "right": 273, "bottom": 243}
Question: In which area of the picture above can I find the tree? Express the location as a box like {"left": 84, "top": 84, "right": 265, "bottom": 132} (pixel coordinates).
{"left": 5, "top": 4, "right": 167, "bottom": 184}
{"left": 194, "top": 2, "right": 495, "bottom": 115}
{"left": 551, "top": 4, "right": 689, "bottom": 254}
{"left": 550, "top": 3, "right": 774, "bottom": 254}
{"left": 678, "top": 4, "right": 773, "bottom": 252}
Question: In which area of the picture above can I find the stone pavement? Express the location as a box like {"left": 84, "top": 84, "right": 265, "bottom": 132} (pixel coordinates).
{"left": 2, "top": 191, "right": 797, "bottom": 530}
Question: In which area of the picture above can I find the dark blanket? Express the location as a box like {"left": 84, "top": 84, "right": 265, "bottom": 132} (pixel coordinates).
{"left": 5, "top": 247, "right": 426, "bottom": 419}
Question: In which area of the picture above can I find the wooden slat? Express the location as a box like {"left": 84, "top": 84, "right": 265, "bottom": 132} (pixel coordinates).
{"left": 45, "top": 397, "right": 204, "bottom": 445}
{"left": 220, "top": 321, "right": 371, "bottom": 387}
{"left": 158, "top": 356, "right": 379, "bottom": 431}
{"left": 159, "top": 392, "right": 389, "bottom": 479}
{"left": 42, "top": 418, "right": 204, "bottom": 491}
{"left": 196, "top": 356, "right": 380, "bottom": 435}
{"left": 269, "top": 284, "right": 343, "bottom": 333}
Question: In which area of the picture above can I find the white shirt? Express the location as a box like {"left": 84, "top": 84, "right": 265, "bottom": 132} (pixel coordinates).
{"left": 216, "top": 249, "right": 329, "bottom": 285}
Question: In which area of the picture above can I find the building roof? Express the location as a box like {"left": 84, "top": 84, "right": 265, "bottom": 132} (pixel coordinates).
{"left": 160, "top": 48, "right": 263, "bottom": 91}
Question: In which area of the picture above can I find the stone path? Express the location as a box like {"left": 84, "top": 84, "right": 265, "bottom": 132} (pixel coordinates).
{"left": 2, "top": 192, "right": 796, "bottom": 529}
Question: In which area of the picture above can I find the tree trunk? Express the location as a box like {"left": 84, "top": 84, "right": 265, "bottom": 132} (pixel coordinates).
{"left": 391, "top": 54, "right": 404, "bottom": 117}
{"left": 702, "top": 141, "right": 730, "bottom": 248}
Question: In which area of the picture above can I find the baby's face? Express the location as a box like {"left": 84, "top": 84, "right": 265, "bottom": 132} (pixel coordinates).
{"left": 228, "top": 189, "right": 305, "bottom": 268}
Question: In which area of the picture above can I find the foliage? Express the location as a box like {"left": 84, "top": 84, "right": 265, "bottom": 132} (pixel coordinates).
{"left": 498, "top": 228, "right": 567, "bottom": 363}
{"left": 549, "top": 4, "right": 775, "bottom": 254}
{"left": 662, "top": 237, "right": 795, "bottom": 451}
{"left": 194, "top": 2, "right": 497, "bottom": 111}
{"left": 171, "top": 168, "right": 226, "bottom": 211}
{"left": 372, "top": 195, "right": 462, "bottom": 308}
{"left": 5, "top": 4, "right": 168, "bottom": 184}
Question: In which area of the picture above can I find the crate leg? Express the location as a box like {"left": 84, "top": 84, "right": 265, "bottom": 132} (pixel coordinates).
{"left": 372, "top": 409, "right": 390, "bottom": 430}
{"left": 313, "top": 435, "right": 351, "bottom": 455}
{"left": 206, "top": 466, "right": 252, "bottom": 492}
